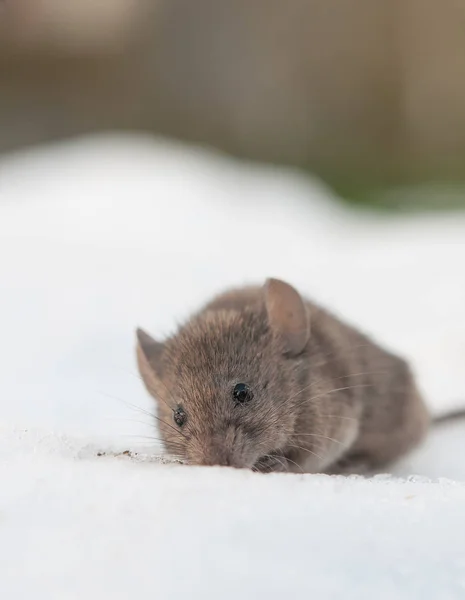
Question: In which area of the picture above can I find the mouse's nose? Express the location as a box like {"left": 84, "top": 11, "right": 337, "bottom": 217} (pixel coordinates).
{"left": 198, "top": 453, "right": 245, "bottom": 468}
{"left": 218, "top": 456, "right": 249, "bottom": 469}
{"left": 192, "top": 446, "right": 248, "bottom": 468}
{"left": 190, "top": 427, "right": 250, "bottom": 468}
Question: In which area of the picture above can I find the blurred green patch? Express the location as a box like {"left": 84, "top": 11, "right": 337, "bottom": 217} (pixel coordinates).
{"left": 321, "top": 175, "right": 465, "bottom": 214}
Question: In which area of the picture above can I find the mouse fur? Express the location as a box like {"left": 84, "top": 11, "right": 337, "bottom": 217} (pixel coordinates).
{"left": 136, "top": 278, "right": 430, "bottom": 474}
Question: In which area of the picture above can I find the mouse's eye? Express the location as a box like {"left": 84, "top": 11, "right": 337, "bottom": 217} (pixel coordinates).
{"left": 173, "top": 407, "right": 187, "bottom": 427}
{"left": 233, "top": 383, "right": 253, "bottom": 404}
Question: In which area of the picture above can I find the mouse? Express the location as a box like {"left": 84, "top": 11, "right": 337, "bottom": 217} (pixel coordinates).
{"left": 135, "top": 277, "right": 462, "bottom": 474}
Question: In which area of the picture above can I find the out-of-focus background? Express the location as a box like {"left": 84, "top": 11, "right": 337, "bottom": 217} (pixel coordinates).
{"left": 2, "top": 0, "right": 465, "bottom": 208}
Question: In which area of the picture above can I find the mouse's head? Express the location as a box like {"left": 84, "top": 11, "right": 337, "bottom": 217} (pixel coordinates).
{"left": 136, "top": 278, "right": 310, "bottom": 469}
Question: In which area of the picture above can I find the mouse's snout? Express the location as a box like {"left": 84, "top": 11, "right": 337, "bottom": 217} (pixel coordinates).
{"left": 196, "top": 454, "right": 248, "bottom": 469}
{"left": 189, "top": 426, "right": 252, "bottom": 469}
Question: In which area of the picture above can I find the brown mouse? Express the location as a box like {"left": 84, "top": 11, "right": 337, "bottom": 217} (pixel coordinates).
{"left": 135, "top": 278, "right": 450, "bottom": 474}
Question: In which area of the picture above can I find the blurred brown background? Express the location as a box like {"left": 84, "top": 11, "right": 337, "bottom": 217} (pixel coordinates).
{"left": 2, "top": 0, "right": 465, "bottom": 207}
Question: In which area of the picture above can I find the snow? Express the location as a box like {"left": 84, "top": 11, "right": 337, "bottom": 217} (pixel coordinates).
{"left": 1, "top": 134, "right": 465, "bottom": 598}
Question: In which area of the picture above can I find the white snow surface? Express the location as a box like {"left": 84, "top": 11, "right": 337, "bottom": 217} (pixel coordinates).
{"left": 1, "top": 134, "right": 465, "bottom": 599}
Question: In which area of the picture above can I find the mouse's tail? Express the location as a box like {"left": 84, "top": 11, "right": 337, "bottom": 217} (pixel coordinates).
{"left": 433, "top": 408, "right": 465, "bottom": 426}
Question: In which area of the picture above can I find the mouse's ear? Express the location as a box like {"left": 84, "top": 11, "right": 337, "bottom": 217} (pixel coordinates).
{"left": 135, "top": 327, "right": 165, "bottom": 396}
{"left": 264, "top": 278, "right": 309, "bottom": 356}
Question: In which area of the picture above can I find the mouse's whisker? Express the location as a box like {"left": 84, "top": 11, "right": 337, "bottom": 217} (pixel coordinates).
{"left": 307, "top": 369, "right": 388, "bottom": 393}
{"left": 294, "top": 383, "right": 373, "bottom": 410}
{"left": 291, "top": 432, "right": 345, "bottom": 446}
{"left": 108, "top": 417, "right": 156, "bottom": 428}
{"left": 281, "top": 455, "right": 305, "bottom": 474}
{"left": 304, "top": 344, "right": 385, "bottom": 387}
{"left": 318, "top": 414, "right": 358, "bottom": 422}
{"left": 99, "top": 390, "right": 187, "bottom": 440}
{"left": 152, "top": 413, "right": 189, "bottom": 440}
{"left": 136, "top": 377, "right": 176, "bottom": 412}
{"left": 106, "top": 364, "right": 176, "bottom": 411}
{"left": 262, "top": 453, "right": 287, "bottom": 472}
{"left": 273, "top": 457, "right": 287, "bottom": 471}
{"left": 286, "top": 444, "right": 325, "bottom": 462}
{"left": 98, "top": 391, "right": 158, "bottom": 420}
{"left": 287, "top": 381, "right": 317, "bottom": 404}
{"left": 118, "top": 433, "right": 169, "bottom": 445}
{"left": 126, "top": 367, "right": 178, "bottom": 412}
{"left": 256, "top": 457, "right": 274, "bottom": 473}
{"left": 255, "top": 411, "right": 282, "bottom": 437}
{"left": 310, "top": 343, "right": 372, "bottom": 367}
{"left": 145, "top": 379, "right": 178, "bottom": 412}
{"left": 118, "top": 432, "right": 185, "bottom": 449}
{"left": 288, "top": 373, "right": 376, "bottom": 406}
